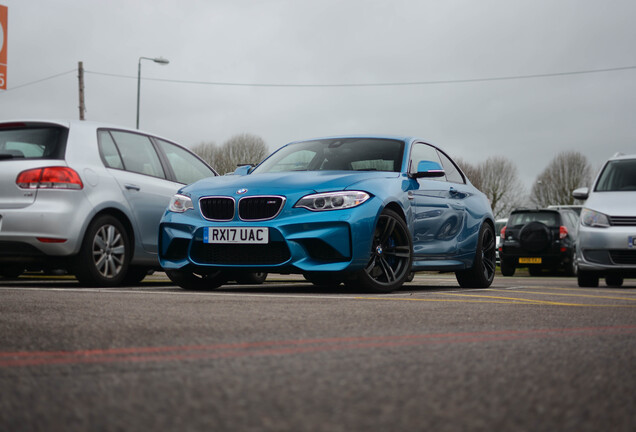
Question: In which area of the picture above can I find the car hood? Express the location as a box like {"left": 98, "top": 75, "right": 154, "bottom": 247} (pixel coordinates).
{"left": 182, "top": 171, "right": 400, "bottom": 197}
{"left": 586, "top": 192, "right": 636, "bottom": 217}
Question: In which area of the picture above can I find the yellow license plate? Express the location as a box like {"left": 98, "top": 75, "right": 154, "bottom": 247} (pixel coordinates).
{"left": 519, "top": 257, "right": 542, "bottom": 264}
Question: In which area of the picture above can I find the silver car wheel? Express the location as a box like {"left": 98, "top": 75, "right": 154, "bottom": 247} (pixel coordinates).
{"left": 92, "top": 224, "right": 126, "bottom": 278}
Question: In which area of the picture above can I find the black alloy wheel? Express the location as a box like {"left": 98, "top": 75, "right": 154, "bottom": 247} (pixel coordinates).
{"left": 350, "top": 209, "right": 412, "bottom": 293}
{"left": 456, "top": 222, "right": 496, "bottom": 288}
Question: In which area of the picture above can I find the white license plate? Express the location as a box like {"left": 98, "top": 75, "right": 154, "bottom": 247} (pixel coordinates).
{"left": 204, "top": 227, "right": 268, "bottom": 244}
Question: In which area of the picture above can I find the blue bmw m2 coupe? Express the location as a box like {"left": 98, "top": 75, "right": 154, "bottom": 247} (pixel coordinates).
{"left": 159, "top": 136, "right": 496, "bottom": 293}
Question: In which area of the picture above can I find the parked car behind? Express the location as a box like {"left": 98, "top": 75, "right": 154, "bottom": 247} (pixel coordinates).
{"left": 573, "top": 153, "right": 636, "bottom": 287}
{"left": 495, "top": 218, "right": 508, "bottom": 265}
{"left": 158, "top": 135, "right": 497, "bottom": 293}
{"left": 547, "top": 205, "right": 583, "bottom": 215}
{"left": 499, "top": 208, "right": 579, "bottom": 276}
{"left": 0, "top": 120, "right": 219, "bottom": 286}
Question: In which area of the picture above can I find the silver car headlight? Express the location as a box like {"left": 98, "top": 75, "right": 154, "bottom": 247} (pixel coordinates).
{"left": 168, "top": 194, "right": 194, "bottom": 213}
{"left": 295, "top": 191, "right": 370, "bottom": 211}
{"left": 580, "top": 208, "right": 610, "bottom": 228}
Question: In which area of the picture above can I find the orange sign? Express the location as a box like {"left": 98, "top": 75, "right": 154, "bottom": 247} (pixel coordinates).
{"left": 0, "top": 5, "right": 7, "bottom": 90}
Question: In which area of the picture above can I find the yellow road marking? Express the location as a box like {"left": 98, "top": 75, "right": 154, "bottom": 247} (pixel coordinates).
{"left": 486, "top": 288, "right": 636, "bottom": 302}
{"left": 357, "top": 295, "right": 636, "bottom": 307}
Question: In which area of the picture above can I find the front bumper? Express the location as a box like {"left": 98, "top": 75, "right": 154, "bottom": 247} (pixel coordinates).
{"left": 577, "top": 225, "right": 636, "bottom": 275}
{"left": 500, "top": 242, "right": 574, "bottom": 268}
{"left": 159, "top": 202, "right": 381, "bottom": 274}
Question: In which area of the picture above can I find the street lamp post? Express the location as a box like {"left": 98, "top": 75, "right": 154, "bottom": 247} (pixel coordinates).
{"left": 136, "top": 56, "right": 169, "bottom": 129}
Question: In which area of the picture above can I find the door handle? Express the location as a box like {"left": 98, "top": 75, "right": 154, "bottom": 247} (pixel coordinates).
{"left": 125, "top": 184, "right": 140, "bottom": 191}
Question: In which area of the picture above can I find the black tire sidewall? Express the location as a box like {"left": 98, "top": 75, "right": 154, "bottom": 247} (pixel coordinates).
{"left": 75, "top": 215, "right": 131, "bottom": 287}
{"left": 457, "top": 222, "right": 496, "bottom": 288}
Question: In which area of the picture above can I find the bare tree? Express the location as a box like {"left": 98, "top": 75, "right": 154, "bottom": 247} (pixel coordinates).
{"left": 454, "top": 157, "right": 483, "bottom": 191}
{"left": 455, "top": 156, "right": 525, "bottom": 219}
{"left": 530, "top": 151, "right": 592, "bottom": 207}
{"left": 480, "top": 157, "right": 526, "bottom": 219}
{"left": 191, "top": 141, "right": 219, "bottom": 167}
{"left": 192, "top": 134, "right": 269, "bottom": 175}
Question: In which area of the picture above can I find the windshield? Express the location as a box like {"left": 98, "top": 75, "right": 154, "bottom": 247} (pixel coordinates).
{"left": 252, "top": 138, "right": 405, "bottom": 174}
{"left": 0, "top": 126, "right": 66, "bottom": 160}
{"left": 595, "top": 159, "right": 636, "bottom": 192}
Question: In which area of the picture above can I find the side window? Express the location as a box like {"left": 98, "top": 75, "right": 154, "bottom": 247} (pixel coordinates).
{"left": 109, "top": 131, "right": 165, "bottom": 179}
{"left": 437, "top": 151, "right": 465, "bottom": 184}
{"left": 155, "top": 138, "right": 216, "bottom": 184}
{"left": 97, "top": 130, "right": 124, "bottom": 169}
{"left": 410, "top": 143, "right": 445, "bottom": 181}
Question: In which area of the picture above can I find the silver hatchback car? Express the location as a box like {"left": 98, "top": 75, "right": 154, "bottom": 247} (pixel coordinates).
{"left": 0, "top": 120, "right": 217, "bottom": 286}
{"left": 573, "top": 153, "right": 636, "bottom": 287}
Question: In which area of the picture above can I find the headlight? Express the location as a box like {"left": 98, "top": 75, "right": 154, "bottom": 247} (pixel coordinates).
{"left": 295, "top": 191, "right": 370, "bottom": 211}
{"left": 580, "top": 208, "right": 610, "bottom": 228}
{"left": 168, "top": 194, "right": 194, "bottom": 213}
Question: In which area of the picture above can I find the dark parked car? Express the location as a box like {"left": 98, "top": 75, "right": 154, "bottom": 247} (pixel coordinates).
{"left": 499, "top": 208, "right": 579, "bottom": 276}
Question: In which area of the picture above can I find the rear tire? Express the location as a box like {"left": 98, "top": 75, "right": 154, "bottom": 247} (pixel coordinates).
{"left": 235, "top": 272, "right": 268, "bottom": 285}
{"left": 74, "top": 215, "right": 131, "bottom": 287}
{"left": 0, "top": 265, "right": 25, "bottom": 279}
{"left": 166, "top": 269, "right": 226, "bottom": 290}
{"left": 456, "top": 222, "right": 496, "bottom": 288}
{"left": 500, "top": 259, "right": 515, "bottom": 277}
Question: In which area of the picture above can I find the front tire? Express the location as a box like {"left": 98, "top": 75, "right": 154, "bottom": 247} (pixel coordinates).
{"left": 605, "top": 275, "right": 624, "bottom": 287}
{"left": 349, "top": 209, "right": 412, "bottom": 293}
{"left": 456, "top": 222, "right": 496, "bottom": 288}
{"left": 166, "top": 269, "right": 226, "bottom": 290}
{"left": 577, "top": 270, "right": 599, "bottom": 287}
{"left": 74, "top": 215, "right": 130, "bottom": 287}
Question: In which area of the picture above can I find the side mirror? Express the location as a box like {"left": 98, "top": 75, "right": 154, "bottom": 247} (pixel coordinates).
{"left": 232, "top": 165, "right": 253, "bottom": 176}
{"left": 412, "top": 160, "right": 445, "bottom": 178}
{"left": 572, "top": 187, "right": 589, "bottom": 201}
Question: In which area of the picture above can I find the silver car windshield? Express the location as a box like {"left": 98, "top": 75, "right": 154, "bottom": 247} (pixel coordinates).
{"left": 595, "top": 159, "right": 636, "bottom": 192}
{"left": 252, "top": 138, "right": 405, "bottom": 174}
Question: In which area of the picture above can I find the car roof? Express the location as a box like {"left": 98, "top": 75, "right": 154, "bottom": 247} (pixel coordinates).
{"left": 288, "top": 135, "right": 421, "bottom": 145}
{"left": 511, "top": 208, "right": 560, "bottom": 214}
{"left": 0, "top": 119, "right": 178, "bottom": 144}
{"left": 607, "top": 153, "right": 636, "bottom": 161}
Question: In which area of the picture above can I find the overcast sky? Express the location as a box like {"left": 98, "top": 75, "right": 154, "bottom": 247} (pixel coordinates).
{"left": 1, "top": 0, "right": 635, "bottom": 189}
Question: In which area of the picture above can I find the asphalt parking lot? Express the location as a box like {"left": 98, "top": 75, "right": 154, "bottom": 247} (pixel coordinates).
{"left": 1, "top": 272, "right": 635, "bottom": 432}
